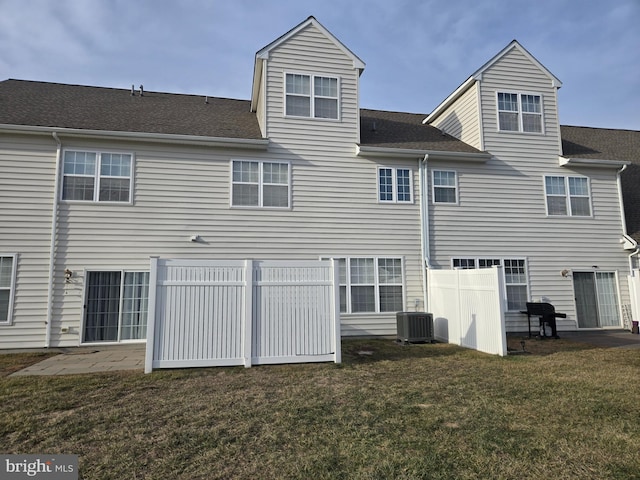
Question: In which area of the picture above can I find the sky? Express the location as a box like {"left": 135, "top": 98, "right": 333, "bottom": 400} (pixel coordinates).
{"left": 1, "top": 0, "right": 639, "bottom": 130}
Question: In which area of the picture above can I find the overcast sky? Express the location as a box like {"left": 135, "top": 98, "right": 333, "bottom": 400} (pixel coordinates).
{"left": 1, "top": 0, "right": 638, "bottom": 129}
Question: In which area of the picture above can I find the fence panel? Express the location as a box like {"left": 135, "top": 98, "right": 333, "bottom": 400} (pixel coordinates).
{"left": 428, "top": 267, "right": 507, "bottom": 356}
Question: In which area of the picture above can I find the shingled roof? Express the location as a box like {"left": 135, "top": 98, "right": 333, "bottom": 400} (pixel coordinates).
{"left": 561, "top": 125, "right": 640, "bottom": 242}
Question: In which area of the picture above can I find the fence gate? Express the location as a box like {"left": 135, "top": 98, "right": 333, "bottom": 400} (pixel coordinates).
{"left": 145, "top": 258, "right": 340, "bottom": 372}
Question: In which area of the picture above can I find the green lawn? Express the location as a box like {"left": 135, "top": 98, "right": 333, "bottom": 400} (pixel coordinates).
{"left": 1, "top": 338, "right": 639, "bottom": 479}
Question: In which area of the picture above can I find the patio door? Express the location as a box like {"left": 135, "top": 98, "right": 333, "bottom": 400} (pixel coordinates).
{"left": 573, "top": 271, "right": 621, "bottom": 328}
{"left": 83, "top": 271, "right": 149, "bottom": 342}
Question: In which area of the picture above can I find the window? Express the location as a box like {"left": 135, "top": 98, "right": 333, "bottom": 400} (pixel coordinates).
{"left": 497, "top": 92, "right": 542, "bottom": 133}
{"left": 324, "top": 257, "right": 404, "bottom": 314}
{"left": 0, "top": 255, "right": 17, "bottom": 325}
{"left": 451, "top": 257, "right": 529, "bottom": 311}
{"left": 545, "top": 176, "right": 591, "bottom": 216}
{"left": 62, "top": 151, "right": 132, "bottom": 202}
{"left": 231, "top": 160, "right": 290, "bottom": 208}
{"left": 378, "top": 167, "right": 412, "bottom": 203}
{"left": 433, "top": 170, "right": 457, "bottom": 204}
{"left": 84, "top": 271, "right": 149, "bottom": 342}
{"left": 285, "top": 73, "right": 339, "bottom": 119}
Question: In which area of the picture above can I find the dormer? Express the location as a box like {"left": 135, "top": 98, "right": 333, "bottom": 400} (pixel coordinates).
{"left": 250, "top": 17, "right": 365, "bottom": 145}
{"left": 425, "top": 40, "right": 562, "bottom": 154}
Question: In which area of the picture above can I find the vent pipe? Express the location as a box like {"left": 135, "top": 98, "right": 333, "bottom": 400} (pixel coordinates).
{"left": 139, "top": 85, "right": 144, "bottom": 96}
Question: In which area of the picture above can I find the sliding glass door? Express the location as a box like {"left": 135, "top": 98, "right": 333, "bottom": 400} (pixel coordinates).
{"left": 84, "top": 271, "right": 149, "bottom": 342}
{"left": 574, "top": 271, "right": 621, "bottom": 328}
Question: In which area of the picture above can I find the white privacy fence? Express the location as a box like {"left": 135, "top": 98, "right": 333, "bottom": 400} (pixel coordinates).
{"left": 145, "top": 258, "right": 340, "bottom": 373}
{"left": 428, "top": 266, "right": 507, "bottom": 356}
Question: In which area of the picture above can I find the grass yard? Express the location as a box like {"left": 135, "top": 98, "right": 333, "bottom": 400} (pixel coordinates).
{"left": 1, "top": 338, "right": 639, "bottom": 479}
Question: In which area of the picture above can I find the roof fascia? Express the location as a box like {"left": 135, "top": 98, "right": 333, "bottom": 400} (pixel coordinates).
{"left": 423, "top": 76, "right": 475, "bottom": 124}
{"left": 0, "top": 124, "right": 269, "bottom": 150}
{"left": 357, "top": 145, "right": 491, "bottom": 162}
{"left": 559, "top": 156, "right": 630, "bottom": 169}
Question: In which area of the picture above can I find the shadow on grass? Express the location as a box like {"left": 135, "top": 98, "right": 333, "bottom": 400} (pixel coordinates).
{"left": 506, "top": 334, "right": 598, "bottom": 356}
{"left": 340, "top": 338, "right": 462, "bottom": 364}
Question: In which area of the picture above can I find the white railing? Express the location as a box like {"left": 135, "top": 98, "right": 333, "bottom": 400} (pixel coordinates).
{"left": 145, "top": 258, "right": 340, "bottom": 372}
{"left": 428, "top": 266, "right": 507, "bottom": 356}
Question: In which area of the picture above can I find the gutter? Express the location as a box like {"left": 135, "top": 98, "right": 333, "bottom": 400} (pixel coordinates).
{"left": 0, "top": 124, "right": 269, "bottom": 150}
{"left": 45, "top": 132, "right": 62, "bottom": 347}
{"left": 419, "top": 154, "right": 431, "bottom": 313}
{"left": 357, "top": 145, "right": 491, "bottom": 162}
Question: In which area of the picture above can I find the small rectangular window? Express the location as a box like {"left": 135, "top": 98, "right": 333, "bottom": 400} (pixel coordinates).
{"left": 0, "top": 255, "right": 17, "bottom": 325}
{"left": 378, "top": 167, "right": 412, "bottom": 203}
{"left": 285, "top": 73, "right": 339, "bottom": 119}
{"left": 497, "top": 92, "right": 543, "bottom": 133}
{"left": 433, "top": 170, "right": 457, "bottom": 204}
{"left": 231, "top": 160, "right": 290, "bottom": 208}
{"left": 545, "top": 176, "right": 591, "bottom": 216}
{"left": 62, "top": 150, "right": 133, "bottom": 203}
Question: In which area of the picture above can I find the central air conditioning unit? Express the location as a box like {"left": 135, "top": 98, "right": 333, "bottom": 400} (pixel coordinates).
{"left": 396, "top": 312, "right": 434, "bottom": 344}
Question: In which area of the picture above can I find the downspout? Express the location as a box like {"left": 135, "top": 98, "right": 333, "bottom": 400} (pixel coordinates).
{"left": 616, "top": 164, "right": 640, "bottom": 273}
{"left": 45, "top": 132, "right": 62, "bottom": 347}
{"left": 419, "top": 154, "right": 431, "bottom": 311}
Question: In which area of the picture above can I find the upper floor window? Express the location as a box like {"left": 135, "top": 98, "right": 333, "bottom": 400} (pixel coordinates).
{"left": 378, "top": 167, "right": 412, "bottom": 203}
{"left": 285, "top": 73, "right": 339, "bottom": 119}
{"left": 497, "top": 92, "right": 543, "bottom": 133}
{"left": 545, "top": 176, "right": 591, "bottom": 216}
{"left": 0, "top": 254, "right": 17, "bottom": 325}
{"left": 62, "top": 150, "right": 133, "bottom": 203}
{"left": 432, "top": 170, "right": 457, "bottom": 204}
{"left": 231, "top": 160, "right": 290, "bottom": 209}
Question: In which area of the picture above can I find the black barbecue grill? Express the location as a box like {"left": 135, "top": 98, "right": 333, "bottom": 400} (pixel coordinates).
{"left": 521, "top": 302, "right": 567, "bottom": 338}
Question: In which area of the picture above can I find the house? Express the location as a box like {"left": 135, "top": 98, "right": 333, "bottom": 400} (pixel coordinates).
{"left": 0, "top": 16, "right": 637, "bottom": 350}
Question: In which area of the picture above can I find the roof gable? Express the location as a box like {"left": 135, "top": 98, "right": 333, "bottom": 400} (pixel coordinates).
{"left": 250, "top": 16, "right": 365, "bottom": 110}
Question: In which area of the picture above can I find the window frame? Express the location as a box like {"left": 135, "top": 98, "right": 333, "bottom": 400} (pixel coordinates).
{"left": 544, "top": 175, "right": 592, "bottom": 217}
{"left": 377, "top": 167, "right": 413, "bottom": 204}
{"left": 451, "top": 257, "right": 530, "bottom": 312}
{"left": 0, "top": 254, "right": 17, "bottom": 326}
{"left": 230, "top": 159, "right": 292, "bottom": 209}
{"left": 284, "top": 72, "right": 340, "bottom": 120}
{"left": 496, "top": 91, "right": 544, "bottom": 134}
{"left": 61, "top": 149, "right": 134, "bottom": 204}
{"left": 432, "top": 170, "right": 458, "bottom": 204}
{"left": 322, "top": 256, "right": 406, "bottom": 314}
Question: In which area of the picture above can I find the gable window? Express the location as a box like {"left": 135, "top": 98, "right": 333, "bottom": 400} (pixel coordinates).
{"left": 231, "top": 160, "right": 290, "bottom": 208}
{"left": 497, "top": 92, "right": 542, "bottom": 133}
{"left": 62, "top": 151, "right": 132, "bottom": 202}
{"left": 433, "top": 170, "right": 457, "bottom": 204}
{"left": 285, "top": 73, "right": 339, "bottom": 119}
{"left": 0, "top": 255, "right": 17, "bottom": 325}
{"left": 545, "top": 176, "right": 591, "bottom": 216}
{"left": 378, "top": 167, "right": 412, "bottom": 203}
{"left": 451, "top": 257, "right": 529, "bottom": 311}
{"left": 323, "top": 257, "right": 404, "bottom": 314}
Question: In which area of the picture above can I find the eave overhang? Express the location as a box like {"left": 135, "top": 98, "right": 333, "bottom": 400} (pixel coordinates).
{"left": 0, "top": 124, "right": 269, "bottom": 150}
{"left": 559, "top": 156, "right": 630, "bottom": 169}
{"left": 357, "top": 145, "right": 491, "bottom": 162}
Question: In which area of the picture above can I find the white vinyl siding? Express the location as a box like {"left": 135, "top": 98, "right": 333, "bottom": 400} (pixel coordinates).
{"left": 62, "top": 150, "right": 133, "bottom": 203}
{"left": 451, "top": 257, "right": 529, "bottom": 311}
{"left": 378, "top": 167, "right": 412, "bottom": 203}
{"left": 545, "top": 176, "right": 591, "bottom": 216}
{"left": 428, "top": 84, "right": 482, "bottom": 149}
{"left": 497, "top": 91, "right": 543, "bottom": 133}
{"left": 0, "top": 255, "right": 17, "bottom": 325}
{"left": 285, "top": 73, "right": 339, "bottom": 119}
{"left": 231, "top": 160, "right": 290, "bottom": 208}
{"left": 432, "top": 170, "right": 457, "bottom": 204}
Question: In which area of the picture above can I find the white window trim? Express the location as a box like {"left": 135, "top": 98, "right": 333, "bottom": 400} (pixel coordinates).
{"left": 283, "top": 72, "right": 341, "bottom": 121}
{"left": 450, "top": 257, "right": 530, "bottom": 312}
{"left": 0, "top": 253, "right": 18, "bottom": 326}
{"left": 496, "top": 91, "right": 544, "bottom": 134}
{"left": 61, "top": 149, "right": 134, "bottom": 204}
{"left": 321, "top": 256, "right": 406, "bottom": 315}
{"left": 377, "top": 167, "right": 413, "bottom": 204}
{"left": 80, "top": 269, "right": 149, "bottom": 345}
{"left": 230, "top": 159, "right": 292, "bottom": 210}
{"left": 432, "top": 170, "right": 458, "bottom": 205}
{"left": 544, "top": 175, "right": 592, "bottom": 217}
